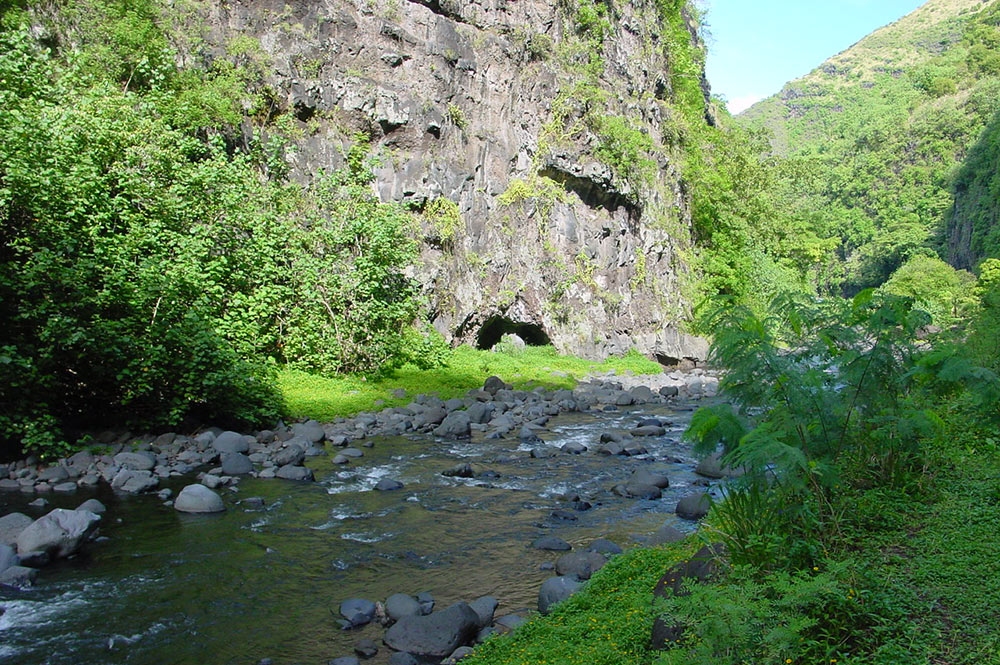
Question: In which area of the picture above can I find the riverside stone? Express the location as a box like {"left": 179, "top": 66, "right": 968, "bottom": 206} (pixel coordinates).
{"left": 275, "top": 465, "right": 315, "bottom": 482}
{"left": 340, "top": 598, "right": 377, "bottom": 627}
{"left": 385, "top": 593, "right": 422, "bottom": 622}
{"left": 538, "top": 576, "right": 581, "bottom": 614}
{"left": 174, "top": 484, "right": 225, "bottom": 513}
{"left": 555, "top": 551, "right": 607, "bottom": 580}
{"left": 16, "top": 508, "right": 101, "bottom": 558}
{"left": 0, "top": 513, "right": 33, "bottom": 546}
{"left": 212, "top": 431, "right": 250, "bottom": 454}
{"left": 220, "top": 453, "right": 253, "bottom": 476}
{"left": 675, "top": 492, "right": 711, "bottom": 520}
{"left": 383, "top": 602, "right": 480, "bottom": 659}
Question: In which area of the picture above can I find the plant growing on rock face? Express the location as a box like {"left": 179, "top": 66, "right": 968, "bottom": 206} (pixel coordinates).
{"left": 687, "top": 291, "right": 999, "bottom": 569}
{"left": 423, "top": 196, "right": 463, "bottom": 247}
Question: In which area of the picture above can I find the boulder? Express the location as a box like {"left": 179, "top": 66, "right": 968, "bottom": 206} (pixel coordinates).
{"left": 493, "top": 614, "right": 526, "bottom": 634}
{"left": 651, "top": 544, "right": 726, "bottom": 650}
{"left": 111, "top": 469, "right": 159, "bottom": 494}
{"left": 0, "top": 544, "right": 18, "bottom": 574}
{"left": 388, "top": 654, "right": 420, "bottom": 665}
{"left": 52, "top": 482, "right": 77, "bottom": 493}
{"left": 630, "top": 426, "right": 666, "bottom": 437}
{"left": 385, "top": 593, "right": 423, "bottom": 622}
{"left": 442, "top": 646, "right": 475, "bottom": 664}
{"left": 659, "top": 385, "right": 679, "bottom": 398}
{"left": 0, "top": 565, "right": 37, "bottom": 588}
{"left": 0, "top": 513, "right": 33, "bottom": 546}
{"left": 537, "top": 576, "right": 581, "bottom": 614}
{"left": 340, "top": 598, "right": 377, "bottom": 627}
{"left": 468, "top": 595, "right": 498, "bottom": 629}
{"left": 273, "top": 442, "right": 307, "bottom": 467}
{"left": 483, "top": 376, "right": 507, "bottom": 395}
{"left": 174, "top": 484, "right": 225, "bottom": 513}
{"left": 649, "top": 524, "right": 685, "bottom": 546}
{"left": 375, "top": 479, "right": 404, "bottom": 491}
{"left": 620, "top": 482, "right": 662, "bottom": 500}
{"left": 588, "top": 538, "right": 622, "bottom": 555}
{"left": 329, "top": 658, "right": 360, "bottom": 665}
{"left": 221, "top": 453, "right": 254, "bottom": 476}
{"left": 442, "top": 463, "right": 475, "bottom": 478}
{"left": 433, "top": 412, "right": 472, "bottom": 439}
{"left": 16, "top": 508, "right": 101, "bottom": 558}
{"left": 37, "top": 465, "right": 70, "bottom": 482}
{"left": 466, "top": 402, "right": 494, "bottom": 424}
{"left": 554, "top": 551, "right": 607, "bottom": 580}
{"left": 561, "top": 442, "right": 587, "bottom": 454}
{"left": 631, "top": 468, "right": 670, "bottom": 489}
{"left": 212, "top": 431, "right": 250, "bottom": 454}
{"left": 675, "top": 492, "right": 711, "bottom": 520}
{"left": 695, "top": 452, "right": 744, "bottom": 479}
{"left": 383, "top": 602, "right": 480, "bottom": 659}
{"left": 354, "top": 638, "right": 378, "bottom": 659}
{"left": 416, "top": 591, "right": 435, "bottom": 615}
{"left": 292, "top": 421, "right": 325, "bottom": 443}
{"left": 113, "top": 452, "right": 156, "bottom": 471}
{"left": 275, "top": 464, "right": 315, "bottom": 482}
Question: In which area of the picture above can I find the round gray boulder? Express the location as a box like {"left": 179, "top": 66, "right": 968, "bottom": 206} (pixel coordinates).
{"left": 385, "top": 593, "right": 422, "bottom": 622}
{"left": 675, "top": 492, "right": 711, "bottom": 520}
{"left": 383, "top": 602, "right": 480, "bottom": 659}
{"left": 174, "top": 484, "right": 225, "bottom": 513}
{"left": 538, "top": 576, "right": 581, "bottom": 614}
{"left": 221, "top": 453, "right": 253, "bottom": 476}
{"left": 340, "top": 598, "right": 377, "bottom": 627}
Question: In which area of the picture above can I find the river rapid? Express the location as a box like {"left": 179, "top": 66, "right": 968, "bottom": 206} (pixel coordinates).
{"left": 0, "top": 392, "right": 718, "bottom": 665}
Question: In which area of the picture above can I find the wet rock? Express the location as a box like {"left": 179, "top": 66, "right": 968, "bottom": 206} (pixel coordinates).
{"left": 37, "top": 465, "right": 70, "bottom": 482}
{"left": 466, "top": 402, "right": 494, "bottom": 424}
{"left": 0, "top": 565, "right": 37, "bottom": 588}
{"left": 341, "top": 448, "right": 365, "bottom": 458}
{"left": 28, "top": 498, "right": 48, "bottom": 509}
{"left": 52, "top": 482, "right": 77, "bottom": 493}
{"left": 332, "top": 455, "right": 350, "bottom": 465}
{"left": 329, "top": 657, "right": 360, "bottom": 665}
{"left": 0, "top": 513, "right": 33, "bottom": 546}
{"left": 274, "top": 442, "right": 307, "bottom": 467}
{"left": 221, "top": 453, "right": 253, "bottom": 476}
{"left": 0, "top": 479, "right": 20, "bottom": 491}
{"left": 443, "top": 646, "right": 475, "bottom": 664}
{"left": 649, "top": 524, "right": 686, "bottom": 546}
{"left": 292, "top": 421, "right": 325, "bottom": 443}
{"left": 18, "top": 550, "right": 50, "bottom": 567}
{"left": 111, "top": 469, "right": 159, "bottom": 494}
{"left": 659, "top": 385, "right": 679, "bottom": 398}
{"left": 561, "top": 442, "right": 587, "bottom": 454}
{"left": 588, "top": 538, "right": 622, "bottom": 555}
{"left": 555, "top": 551, "right": 607, "bottom": 580}
{"left": 622, "top": 442, "right": 649, "bottom": 456}
{"left": 385, "top": 593, "right": 422, "bottom": 622}
{"left": 375, "top": 479, "right": 404, "bottom": 491}
{"left": 340, "top": 598, "right": 377, "bottom": 627}
{"left": 16, "top": 508, "right": 101, "bottom": 558}
{"left": 598, "top": 442, "right": 625, "bottom": 456}
{"left": 75, "top": 499, "right": 107, "bottom": 516}
{"left": 240, "top": 497, "right": 266, "bottom": 509}
{"left": 113, "top": 452, "right": 156, "bottom": 471}
{"left": 538, "top": 576, "right": 581, "bottom": 614}
{"left": 442, "top": 463, "right": 474, "bottom": 478}
{"left": 631, "top": 469, "right": 670, "bottom": 489}
{"left": 354, "top": 637, "right": 379, "bottom": 659}
{"left": 493, "top": 614, "right": 526, "bottom": 634}
{"left": 212, "top": 431, "right": 250, "bottom": 454}
{"left": 695, "top": 452, "right": 744, "bottom": 479}
{"left": 468, "top": 595, "right": 498, "bottom": 629}
{"left": 416, "top": 591, "right": 435, "bottom": 615}
{"left": 483, "top": 376, "right": 507, "bottom": 395}
{"left": 434, "top": 412, "right": 472, "bottom": 439}
{"left": 383, "top": 602, "right": 480, "bottom": 659}
{"left": 0, "top": 544, "right": 18, "bottom": 574}
{"left": 174, "top": 484, "right": 225, "bottom": 513}
{"left": 532, "top": 535, "right": 572, "bottom": 551}
{"left": 550, "top": 509, "right": 578, "bottom": 521}
{"left": 637, "top": 417, "right": 664, "bottom": 428}
{"left": 519, "top": 426, "right": 543, "bottom": 445}
{"left": 275, "top": 464, "right": 315, "bottom": 482}
{"left": 675, "top": 492, "right": 711, "bottom": 520}
{"left": 530, "top": 447, "right": 555, "bottom": 459}
{"left": 630, "top": 426, "right": 666, "bottom": 437}
{"left": 388, "top": 653, "right": 419, "bottom": 665}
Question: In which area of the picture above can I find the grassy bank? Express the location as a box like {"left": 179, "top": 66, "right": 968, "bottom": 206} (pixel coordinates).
{"left": 459, "top": 427, "right": 1000, "bottom": 665}
{"left": 278, "top": 345, "right": 663, "bottom": 422}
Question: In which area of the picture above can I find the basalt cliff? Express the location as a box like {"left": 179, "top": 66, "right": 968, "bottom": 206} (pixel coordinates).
{"left": 203, "top": 0, "right": 711, "bottom": 363}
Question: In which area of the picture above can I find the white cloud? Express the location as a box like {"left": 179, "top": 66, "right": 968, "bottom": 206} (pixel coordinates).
{"left": 727, "top": 94, "right": 764, "bottom": 114}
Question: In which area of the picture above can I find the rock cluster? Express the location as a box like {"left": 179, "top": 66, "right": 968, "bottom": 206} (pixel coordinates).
{"left": 0, "top": 503, "right": 104, "bottom": 589}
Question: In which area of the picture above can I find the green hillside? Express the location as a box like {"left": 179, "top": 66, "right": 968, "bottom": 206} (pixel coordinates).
{"left": 741, "top": 0, "right": 1000, "bottom": 294}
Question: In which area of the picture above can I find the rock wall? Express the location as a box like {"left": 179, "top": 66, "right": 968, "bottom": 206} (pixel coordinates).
{"left": 204, "top": 0, "right": 709, "bottom": 363}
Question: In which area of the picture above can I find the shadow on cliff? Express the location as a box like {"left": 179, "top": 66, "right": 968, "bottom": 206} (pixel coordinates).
{"left": 946, "top": 107, "right": 1000, "bottom": 270}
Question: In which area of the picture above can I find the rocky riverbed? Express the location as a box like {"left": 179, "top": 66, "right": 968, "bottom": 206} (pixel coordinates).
{"left": 0, "top": 369, "right": 730, "bottom": 664}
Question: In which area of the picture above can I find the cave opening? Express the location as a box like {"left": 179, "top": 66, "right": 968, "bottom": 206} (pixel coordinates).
{"left": 476, "top": 316, "right": 551, "bottom": 350}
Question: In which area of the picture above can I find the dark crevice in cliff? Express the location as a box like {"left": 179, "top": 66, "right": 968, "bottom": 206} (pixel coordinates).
{"left": 539, "top": 167, "right": 639, "bottom": 219}
{"left": 404, "top": 0, "right": 469, "bottom": 25}
{"left": 476, "top": 316, "right": 551, "bottom": 350}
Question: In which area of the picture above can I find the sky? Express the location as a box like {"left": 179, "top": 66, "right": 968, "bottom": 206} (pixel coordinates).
{"left": 703, "top": 0, "right": 927, "bottom": 114}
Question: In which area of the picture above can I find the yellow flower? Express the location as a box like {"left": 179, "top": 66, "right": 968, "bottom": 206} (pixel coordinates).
{"left": 786, "top": 660, "right": 793, "bottom": 664}
{"left": 813, "top": 566, "right": 819, "bottom": 571}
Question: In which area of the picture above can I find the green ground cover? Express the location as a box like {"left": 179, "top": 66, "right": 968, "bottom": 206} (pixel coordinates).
{"left": 278, "top": 345, "right": 663, "bottom": 422}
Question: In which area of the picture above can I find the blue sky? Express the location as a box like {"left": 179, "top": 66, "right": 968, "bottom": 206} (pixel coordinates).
{"left": 703, "top": 0, "right": 926, "bottom": 113}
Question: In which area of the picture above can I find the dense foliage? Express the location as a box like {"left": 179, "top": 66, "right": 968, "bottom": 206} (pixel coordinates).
{"left": 0, "top": 1, "right": 428, "bottom": 456}
{"left": 741, "top": 0, "right": 1000, "bottom": 295}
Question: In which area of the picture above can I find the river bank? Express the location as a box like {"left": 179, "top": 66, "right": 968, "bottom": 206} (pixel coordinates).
{"left": 0, "top": 367, "right": 728, "bottom": 664}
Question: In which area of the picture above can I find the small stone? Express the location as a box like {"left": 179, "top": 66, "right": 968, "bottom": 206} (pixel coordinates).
{"left": 532, "top": 536, "right": 572, "bottom": 551}
{"left": 374, "top": 479, "right": 404, "bottom": 491}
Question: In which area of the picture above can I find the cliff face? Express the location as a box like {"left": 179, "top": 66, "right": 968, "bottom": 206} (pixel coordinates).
{"left": 205, "top": 0, "right": 709, "bottom": 363}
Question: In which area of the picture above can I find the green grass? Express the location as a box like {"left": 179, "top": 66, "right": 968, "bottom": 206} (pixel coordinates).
{"left": 459, "top": 429, "right": 1000, "bottom": 665}
{"left": 464, "top": 540, "right": 701, "bottom": 665}
{"left": 278, "top": 345, "right": 662, "bottom": 421}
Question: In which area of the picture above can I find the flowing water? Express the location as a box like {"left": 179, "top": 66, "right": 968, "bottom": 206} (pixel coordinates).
{"left": 0, "top": 399, "right": 715, "bottom": 665}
